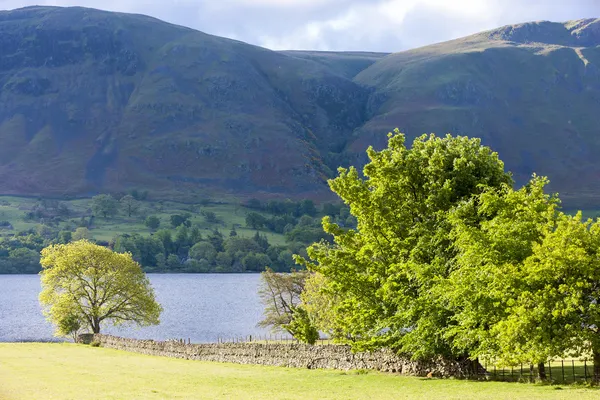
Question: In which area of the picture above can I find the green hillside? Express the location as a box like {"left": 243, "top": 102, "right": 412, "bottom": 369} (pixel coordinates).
{"left": 1, "top": 8, "right": 600, "bottom": 207}
{"left": 0, "top": 6, "right": 370, "bottom": 201}
{"left": 352, "top": 19, "right": 600, "bottom": 208}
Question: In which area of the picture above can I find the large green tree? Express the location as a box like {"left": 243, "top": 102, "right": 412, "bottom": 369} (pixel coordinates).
{"left": 443, "top": 176, "right": 560, "bottom": 377}
{"left": 489, "top": 213, "right": 600, "bottom": 380}
{"left": 39, "top": 240, "right": 162, "bottom": 335}
{"left": 297, "top": 130, "right": 512, "bottom": 358}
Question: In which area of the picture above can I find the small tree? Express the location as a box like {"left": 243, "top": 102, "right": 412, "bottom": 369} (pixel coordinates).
{"left": 120, "top": 195, "right": 140, "bottom": 218}
{"left": 201, "top": 210, "right": 221, "bottom": 224}
{"left": 257, "top": 268, "right": 317, "bottom": 342}
{"left": 145, "top": 216, "right": 161, "bottom": 231}
{"left": 285, "top": 307, "right": 319, "bottom": 345}
{"left": 72, "top": 227, "right": 92, "bottom": 241}
{"left": 170, "top": 214, "right": 191, "bottom": 228}
{"left": 246, "top": 212, "right": 267, "bottom": 230}
{"left": 57, "top": 313, "right": 81, "bottom": 342}
{"left": 39, "top": 240, "right": 162, "bottom": 335}
{"left": 91, "top": 194, "right": 118, "bottom": 219}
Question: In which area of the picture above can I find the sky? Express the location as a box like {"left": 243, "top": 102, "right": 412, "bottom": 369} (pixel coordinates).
{"left": 0, "top": 0, "right": 599, "bottom": 52}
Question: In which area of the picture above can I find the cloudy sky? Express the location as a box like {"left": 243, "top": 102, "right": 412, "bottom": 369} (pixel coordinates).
{"left": 0, "top": 0, "right": 599, "bottom": 52}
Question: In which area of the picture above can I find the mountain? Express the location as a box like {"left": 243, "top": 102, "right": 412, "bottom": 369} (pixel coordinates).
{"left": 353, "top": 19, "right": 600, "bottom": 208}
{"left": 1, "top": 7, "right": 600, "bottom": 207}
{"left": 0, "top": 6, "right": 378, "bottom": 201}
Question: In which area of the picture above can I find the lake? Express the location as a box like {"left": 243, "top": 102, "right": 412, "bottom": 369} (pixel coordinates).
{"left": 0, "top": 274, "right": 274, "bottom": 343}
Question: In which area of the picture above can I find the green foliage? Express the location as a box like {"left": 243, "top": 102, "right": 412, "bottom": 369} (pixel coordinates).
{"left": 200, "top": 210, "right": 221, "bottom": 224}
{"left": 57, "top": 313, "right": 81, "bottom": 342}
{"left": 301, "top": 272, "right": 341, "bottom": 338}
{"left": 246, "top": 212, "right": 267, "bottom": 229}
{"left": 145, "top": 215, "right": 161, "bottom": 231}
{"left": 0, "top": 195, "right": 330, "bottom": 274}
{"left": 91, "top": 194, "right": 118, "bottom": 219}
{"left": 170, "top": 214, "right": 191, "bottom": 228}
{"left": 72, "top": 227, "right": 91, "bottom": 241}
{"left": 284, "top": 306, "right": 320, "bottom": 345}
{"left": 297, "top": 130, "right": 512, "bottom": 358}
{"left": 257, "top": 268, "right": 311, "bottom": 336}
{"left": 120, "top": 195, "right": 141, "bottom": 218}
{"left": 39, "top": 240, "right": 162, "bottom": 335}
{"left": 444, "top": 175, "right": 561, "bottom": 364}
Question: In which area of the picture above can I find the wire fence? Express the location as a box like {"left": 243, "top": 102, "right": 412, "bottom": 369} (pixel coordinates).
{"left": 468, "top": 359, "right": 599, "bottom": 384}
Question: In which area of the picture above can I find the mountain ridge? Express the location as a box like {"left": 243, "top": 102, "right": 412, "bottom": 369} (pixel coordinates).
{"left": 1, "top": 6, "right": 600, "bottom": 207}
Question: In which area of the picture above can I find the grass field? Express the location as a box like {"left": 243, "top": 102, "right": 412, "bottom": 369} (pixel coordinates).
{"left": 0, "top": 196, "right": 287, "bottom": 245}
{"left": 0, "top": 344, "right": 598, "bottom": 400}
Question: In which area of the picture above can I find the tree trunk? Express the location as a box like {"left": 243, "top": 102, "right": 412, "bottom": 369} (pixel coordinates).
{"left": 529, "top": 364, "right": 535, "bottom": 383}
{"left": 92, "top": 317, "right": 101, "bottom": 334}
{"left": 594, "top": 349, "right": 600, "bottom": 383}
{"left": 537, "top": 362, "right": 547, "bottom": 381}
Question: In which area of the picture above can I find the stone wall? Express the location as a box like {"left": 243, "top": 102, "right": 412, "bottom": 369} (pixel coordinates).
{"left": 91, "top": 334, "right": 474, "bottom": 377}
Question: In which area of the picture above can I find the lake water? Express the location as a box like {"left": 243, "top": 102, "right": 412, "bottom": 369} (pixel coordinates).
{"left": 0, "top": 274, "right": 274, "bottom": 343}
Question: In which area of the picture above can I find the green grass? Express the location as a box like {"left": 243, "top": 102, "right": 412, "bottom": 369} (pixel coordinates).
{"left": 0, "top": 344, "right": 598, "bottom": 400}
{"left": 0, "top": 195, "right": 287, "bottom": 245}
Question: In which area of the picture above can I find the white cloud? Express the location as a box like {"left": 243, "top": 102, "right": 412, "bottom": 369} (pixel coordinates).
{"left": 1, "top": 0, "right": 599, "bottom": 51}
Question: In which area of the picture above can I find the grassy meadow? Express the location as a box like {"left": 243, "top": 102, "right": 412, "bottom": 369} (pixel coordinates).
{"left": 1, "top": 343, "right": 599, "bottom": 400}
{"left": 0, "top": 195, "right": 287, "bottom": 245}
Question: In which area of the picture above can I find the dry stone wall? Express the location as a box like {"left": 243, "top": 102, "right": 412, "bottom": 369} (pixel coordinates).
{"left": 91, "top": 334, "right": 474, "bottom": 377}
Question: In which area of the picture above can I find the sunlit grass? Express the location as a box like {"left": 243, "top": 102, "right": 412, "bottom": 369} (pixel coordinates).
{"left": 0, "top": 343, "right": 599, "bottom": 400}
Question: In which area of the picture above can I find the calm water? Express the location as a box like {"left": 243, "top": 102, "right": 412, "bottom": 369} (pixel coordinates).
{"left": 0, "top": 274, "right": 273, "bottom": 343}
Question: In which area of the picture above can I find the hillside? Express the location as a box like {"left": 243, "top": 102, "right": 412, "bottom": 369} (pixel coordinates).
{"left": 353, "top": 19, "right": 600, "bottom": 208}
{"left": 1, "top": 8, "right": 600, "bottom": 207}
{"left": 0, "top": 6, "right": 370, "bottom": 201}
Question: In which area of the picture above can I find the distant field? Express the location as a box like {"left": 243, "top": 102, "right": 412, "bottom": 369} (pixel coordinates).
{"left": 0, "top": 195, "right": 287, "bottom": 245}
{"left": 0, "top": 344, "right": 598, "bottom": 400}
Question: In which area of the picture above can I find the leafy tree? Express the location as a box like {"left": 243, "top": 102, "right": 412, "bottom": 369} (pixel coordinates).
{"left": 170, "top": 214, "right": 191, "bottom": 228}
{"left": 257, "top": 268, "right": 314, "bottom": 338}
{"left": 241, "top": 252, "right": 271, "bottom": 272}
{"left": 57, "top": 313, "right": 81, "bottom": 342}
{"left": 189, "top": 242, "right": 217, "bottom": 264}
{"left": 285, "top": 306, "right": 319, "bottom": 345}
{"left": 57, "top": 231, "right": 72, "bottom": 244}
{"left": 174, "top": 224, "right": 190, "bottom": 254}
{"left": 145, "top": 215, "right": 161, "bottom": 231}
{"left": 207, "top": 229, "right": 224, "bottom": 253}
{"left": 91, "top": 194, "right": 118, "bottom": 219}
{"left": 301, "top": 272, "right": 342, "bottom": 339}
{"left": 514, "top": 214, "right": 600, "bottom": 381}
{"left": 298, "top": 200, "right": 317, "bottom": 217}
{"left": 155, "top": 229, "right": 174, "bottom": 254}
{"left": 39, "top": 240, "right": 162, "bottom": 334}
{"left": 443, "top": 176, "right": 559, "bottom": 376}
{"left": 120, "top": 195, "right": 141, "bottom": 217}
{"left": 190, "top": 226, "right": 203, "bottom": 243}
{"left": 296, "top": 131, "right": 511, "bottom": 358}
{"left": 72, "top": 227, "right": 92, "bottom": 241}
{"left": 201, "top": 210, "right": 221, "bottom": 224}
{"left": 246, "top": 212, "right": 267, "bottom": 229}
{"left": 166, "top": 254, "right": 182, "bottom": 270}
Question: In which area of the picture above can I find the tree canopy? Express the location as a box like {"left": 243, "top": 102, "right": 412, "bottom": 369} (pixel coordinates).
{"left": 297, "top": 130, "right": 512, "bottom": 358}
{"left": 39, "top": 240, "right": 162, "bottom": 335}
{"left": 296, "top": 129, "right": 600, "bottom": 380}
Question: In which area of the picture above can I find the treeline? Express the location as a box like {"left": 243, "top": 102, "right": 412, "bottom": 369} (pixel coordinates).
{"left": 0, "top": 195, "right": 348, "bottom": 274}
{"left": 111, "top": 199, "right": 352, "bottom": 273}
